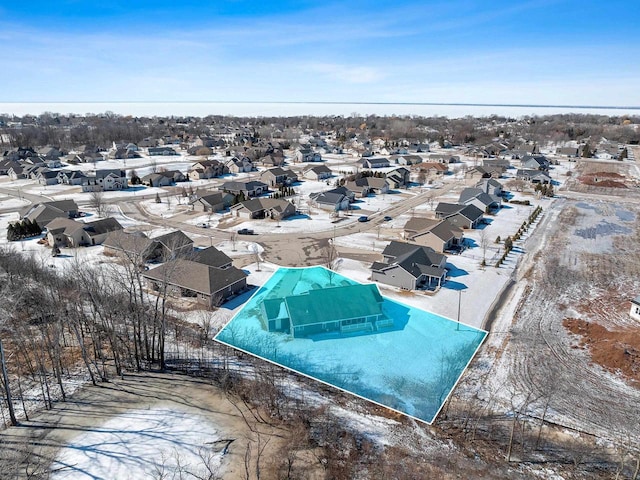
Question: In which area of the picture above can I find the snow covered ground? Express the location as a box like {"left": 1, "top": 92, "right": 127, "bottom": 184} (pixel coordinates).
{"left": 50, "top": 408, "right": 223, "bottom": 480}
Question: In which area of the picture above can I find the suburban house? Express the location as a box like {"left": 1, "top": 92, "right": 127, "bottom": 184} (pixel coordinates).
{"left": 556, "top": 147, "right": 580, "bottom": 158}
{"left": 141, "top": 170, "right": 187, "bottom": 187}
{"left": 386, "top": 167, "right": 411, "bottom": 188}
{"left": 188, "top": 159, "right": 227, "bottom": 180}
{"left": 459, "top": 188, "right": 502, "bottom": 212}
{"left": 295, "top": 147, "right": 322, "bottom": 163}
{"left": 303, "top": 165, "right": 333, "bottom": 181}
{"left": 435, "top": 203, "right": 484, "bottom": 229}
{"left": 476, "top": 178, "right": 504, "bottom": 196}
{"left": 428, "top": 154, "right": 459, "bottom": 164}
{"left": 308, "top": 189, "right": 351, "bottom": 211}
{"left": 36, "top": 146, "right": 63, "bottom": 160}
{"left": 420, "top": 163, "right": 449, "bottom": 176}
{"left": 258, "top": 154, "right": 286, "bottom": 167}
{"left": 259, "top": 167, "right": 298, "bottom": 186}
{"left": 516, "top": 169, "right": 552, "bottom": 184}
{"left": 359, "top": 157, "right": 390, "bottom": 169}
{"left": 148, "top": 146, "right": 178, "bottom": 156}
{"left": 521, "top": 155, "right": 550, "bottom": 171}
{"left": 345, "top": 176, "right": 389, "bottom": 196}
{"left": 57, "top": 170, "right": 88, "bottom": 185}
{"left": 403, "top": 217, "right": 464, "bottom": 253}
{"left": 36, "top": 170, "right": 60, "bottom": 186}
{"left": 630, "top": 296, "right": 640, "bottom": 321}
{"left": 143, "top": 257, "right": 247, "bottom": 308}
{"left": 190, "top": 191, "right": 235, "bottom": 213}
{"left": 225, "top": 156, "right": 254, "bottom": 173}
{"left": 46, "top": 217, "right": 123, "bottom": 247}
{"left": 371, "top": 241, "right": 447, "bottom": 290}
{"left": 20, "top": 200, "right": 80, "bottom": 227}
{"left": 466, "top": 166, "right": 503, "bottom": 179}
{"left": 482, "top": 158, "right": 511, "bottom": 170}
{"left": 103, "top": 230, "right": 193, "bottom": 262}
{"left": 82, "top": 169, "right": 128, "bottom": 192}
{"left": 261, "top": 283, "right": 390, "bottom": 338}
{"left": 391, "top": 154, "right": 423, "bottom": 166}
{"left": 108, "top": 148, "right": 139, "bottom": 160}
{"left": 220, "top": 180, "right": 268, "bottom": 198}
{"left": 230, "top": 198, "right": 296, "bottom": 220}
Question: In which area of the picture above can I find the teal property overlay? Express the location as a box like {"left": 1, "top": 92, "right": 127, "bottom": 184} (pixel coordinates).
{"left": 214, "top": 266, "right": 487, "bottom": 424}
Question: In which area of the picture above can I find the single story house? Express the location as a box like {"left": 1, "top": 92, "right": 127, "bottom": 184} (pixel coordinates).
{"left": 521, "top": 155, "right": 550, "bottom": 171}
{"left": 261, "top": 284, "right": 389, "bottom": 338}
{"left": 309, "top": 190, "right": 350, "bottom": 211}
{"left": 391, "top": 154, "right": 423, "bottom": 166}
{"left": 476, "top": 178, "right": 503, "bottom": 196}
{"left": 20, "top": 200, "right": 80, "bottom": 227}
{"left": 359, "top": 157, "right": 390, "bottom": 169}
{"left": 46, "top": 217, "right": 123, "bottom": 247}
{"left": 220, "top": 180, "right": 268, "bottom": 198}
{"left": 191, "top": 191, "right": 235, "bottom": 213}
{"left": 148, "top": 146, "right": 178, "bottom": 156}
{"left": 516, "top": 169, "right": 552, "bottom": 184}
{"left": 103, "top": 229, "right": 193, "bottom": 262}
{"left": 403, "top": 217, "right": 464, "bottom": 253}
{"left": 230, "top": 198, "right": 296, "bottom": 220}
{"left": 303, "top": 165, "right": 333, "bottom": 181}
{"left": 143, "top": 259, "right": 247, "bottom": 308}
{"left": 260, "top": 167, "right": 298, "bottom": 186}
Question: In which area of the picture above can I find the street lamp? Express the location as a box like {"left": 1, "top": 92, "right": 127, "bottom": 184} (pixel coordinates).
{"left": 456, "top": 289, "right": 466, "bottom": 331}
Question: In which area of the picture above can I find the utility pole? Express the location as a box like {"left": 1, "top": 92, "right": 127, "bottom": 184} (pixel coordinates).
{"left": 0, "top": 338, "right": 17, "bottom": 426}
{"left": 456, "top": 290, "right": 462, "bottom": 331}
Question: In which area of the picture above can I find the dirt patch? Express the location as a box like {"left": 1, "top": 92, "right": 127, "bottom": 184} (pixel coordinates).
{"left": 578, "top": 172, "right": 628, "bottom": 188}
{"left": 563, "top": 317, "right": 640, "bottom": 387}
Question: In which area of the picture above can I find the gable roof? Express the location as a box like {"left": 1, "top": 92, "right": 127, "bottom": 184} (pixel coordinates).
{"left": 193, "top": 246, "right": 232, "bottom": 268}
{"left": 150, "top": 230, "right": 193, "bottom": 251}
{"left": 284, "top": 284, "right": 384, "bottom": 327}
{"left": 143, "top": 260, "right": 247, "bottom": 296}
{"left": 377, "top": 241, "right": 446, "bottom": 280}
{"left": 435, "top": 203, "right": 484, "bottom": 222}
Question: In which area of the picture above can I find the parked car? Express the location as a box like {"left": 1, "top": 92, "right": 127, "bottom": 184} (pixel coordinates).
{"left": 196, "top": 222, "right": 209, "bottom": 228}
{"left": 237, "top": 228, "right": 254, "bottom": 235}
{"left": 357, "top": 216, "right": 369, "bottom": 222}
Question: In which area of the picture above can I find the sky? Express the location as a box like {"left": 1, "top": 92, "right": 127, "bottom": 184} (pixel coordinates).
{"left": 0, "top": 0, "right": 639, "bottom": 108}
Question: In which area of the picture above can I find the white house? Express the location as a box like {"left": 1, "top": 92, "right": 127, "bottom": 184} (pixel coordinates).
{"left": 631, "top": 296, "right": 640, "bottom": 321}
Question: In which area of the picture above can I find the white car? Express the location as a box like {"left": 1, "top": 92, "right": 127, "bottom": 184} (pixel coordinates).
{"left": 196, "top": 222, "right": 209, "bottom": 228}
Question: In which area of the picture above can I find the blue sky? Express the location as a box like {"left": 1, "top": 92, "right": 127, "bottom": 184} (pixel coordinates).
{"left": 1, "top": 0, "right": 638, "bottom": 106}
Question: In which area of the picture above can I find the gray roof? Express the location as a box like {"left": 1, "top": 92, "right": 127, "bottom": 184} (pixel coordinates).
{"left": 143, "top": 260, "right": 247, "bottom": 296}
{"left": 150, "top": 230, "right": 193, "bottom": 251}
{"left": 83, "top": 217, "right": 123, "bottom": 237}
{"left": 377, "top": 241, "right": 446, "bottom": 280}
{"left": 309, "top": 191, "right": 347, "bottom": 205}
{"left": 193, "top": 246, "right": 232, "bottom": 268}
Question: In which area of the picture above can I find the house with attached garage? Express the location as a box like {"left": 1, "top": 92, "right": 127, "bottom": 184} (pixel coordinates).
{"left": 142, "top": 257, "right": 247, "bottom": 308}
{"left": 57, "top": 170, "right": 88, "bottom": 186}
{"left": 82, "top": 169, "right": 128, "bottom": 192}
{"left": 371, "top": 241, "right": 447, "bottom": 291}
{"left": 359, "top": 157, "right": 390, "bottom": 169}
{"left": 46, "top": 217, "right": 123, "bottom": 247}
{"left": 219, "top": 180, "right": 268, "bottom": 198}
{"left": 516, "top": 169, "right": 552, "bottom": 184}
{"left": 230, "top": 198, "right": 296, "bottom": 220}
{"left": 403, "top": 217, "right": 464, "bottom": 253}
{"left": 308, "top": 189, "right": 351, "bottom": 211}
{"left": 303, "top": 164, "right": 333, "bottom": 181}
{"left": 385, "top": 167, "right": 411, "bottom": 188}
{"left": 630, "top": 296, "right": 640, "bottom": 321}
{"left": 476, "top": 177, "right": 503, "bottom": 196}
{"left": 260, "top": 167, "right": 298, "bottom": 186}
{"left": 225, "top": 156, "right": 254, "bottom": 173}
{"left": 556, "top": 146, "right": 580, "bottom": 158}
{"left": 190, "top": 191, "right": 235, "bottom": 213}
{"left": 148, "top": 146, "right": 178, "bottom": 156}
{"left": 295, "top": 147, "right": 322, "bottom": 163}
{"left": 390, "top": 154, "right": 423, "bottom": 166}
{"left": 261, "top": 283, "right": 391, "bottom": 338}
{"left": 188, "top": 159, "right": 227, "bottom": 180}
{"left": 20, "top": 200, "right": 80, "bottom": 227}
{"left": 459, "top": 187, "right": 502, "bottom": 213}
{"left": 434, "top": 203, "right": 484, "bottom": 229}
{"left": 103, "top": 229, "right": 193, "bottom": 262}
{"left": 520, "top": 155, "right": 550, "bottom": 171}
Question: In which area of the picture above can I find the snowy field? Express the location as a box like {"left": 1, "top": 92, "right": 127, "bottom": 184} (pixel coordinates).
{"left": 50, "top": 408, "right": 222, "bottom": 480}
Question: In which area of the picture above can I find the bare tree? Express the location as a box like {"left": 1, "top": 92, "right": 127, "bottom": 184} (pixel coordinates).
{"left": 89, "top": 190, "right": 110, "bottom": 217}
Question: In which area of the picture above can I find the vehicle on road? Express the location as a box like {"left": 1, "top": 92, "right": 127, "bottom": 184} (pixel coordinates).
{"left": 196, "top": 222, "right": 209, "bottom": 228}
{"left": 237, "top": 228, "right": 254, "bottom": 235}
{"left": 383, "top": 215, "right": 392, "bottom": 221}
{"left": 358, "top": 216, "right": 369, "bottom": 222}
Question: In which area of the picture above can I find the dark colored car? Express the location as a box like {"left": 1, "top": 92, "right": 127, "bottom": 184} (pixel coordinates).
{"left": 383, "top": 215, "right": 392, "bottom": 221}
{"left": 237, "top": 228, "right": 254, "bottom": 235}
{"left": 357, "top": 216, "right": 369, "bottom": 222}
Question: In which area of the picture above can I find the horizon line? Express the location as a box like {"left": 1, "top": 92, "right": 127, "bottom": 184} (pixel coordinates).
{"left": 1, "top": 101, "right": 639, "bottom": 111}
